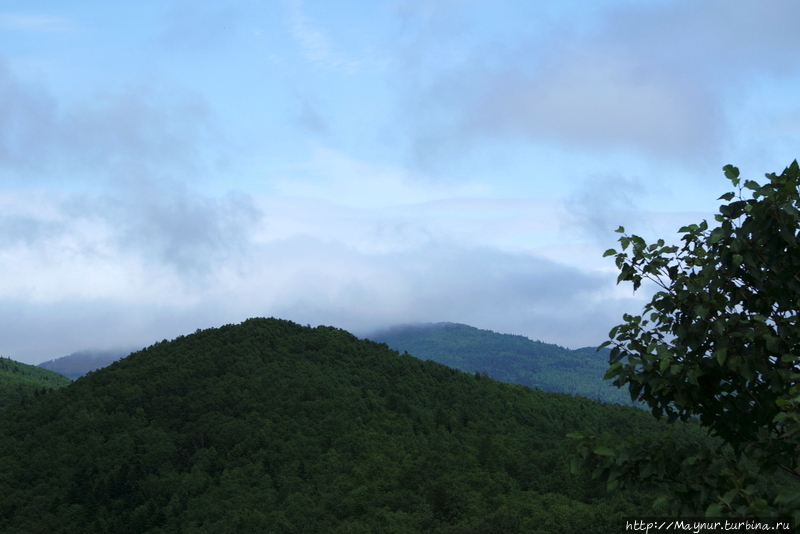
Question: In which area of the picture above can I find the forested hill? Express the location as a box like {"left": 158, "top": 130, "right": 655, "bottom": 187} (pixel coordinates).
{"left": 367, "top": 322, "right": 632, "bottom": 405}
{"left": 0, "top": 318, "right": 670, "bottom": 533}
{"left": 0, "top": 356, "right": 72, "bottom": 409}
{"left": 38, "top": 348, "right": 132, "bottom": 379}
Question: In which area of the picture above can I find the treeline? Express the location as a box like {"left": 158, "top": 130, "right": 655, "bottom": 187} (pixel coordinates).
{"left": 0, "top": 356, "right": 72, "bottom": 409}
{"left": 0, "top": 319, "right": 688, "bottom": 533}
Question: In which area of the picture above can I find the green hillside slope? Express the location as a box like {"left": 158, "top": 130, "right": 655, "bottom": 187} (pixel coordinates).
{"left": 368, "top": 323, "right": 632, "bottom": 405}
{"left": 0, "top": 356, "right": 72, "bottom": 409}
{"left": 0, "top": 318, "right": 671, "bottom": 533}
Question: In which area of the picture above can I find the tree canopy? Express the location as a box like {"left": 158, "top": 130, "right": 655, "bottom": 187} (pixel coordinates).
{"left": 370, "top": 322, "right": 632, "bottom": 405}
{"left": 0, "top": 356, "right": 71, "bottom": 409}
{"left": 571, "top": 162, "right": 800, "bottom": 519}
{"left": 0, "top": 318, "right": 668, "bottom": 533}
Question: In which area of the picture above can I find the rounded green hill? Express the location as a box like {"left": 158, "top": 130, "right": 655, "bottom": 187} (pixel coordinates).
{"left": 0, "top": 318, "right": 670, "bottom": 533}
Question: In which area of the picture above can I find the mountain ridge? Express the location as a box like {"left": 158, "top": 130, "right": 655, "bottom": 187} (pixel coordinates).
{"left": 0, "top": 356, "right": 72, "bottom": 409}
{"left": 367, "top": 322, "right": 632, "bottom": 405}
{"left": 38, "top": 348, "right": 135, "bottom": 379}
{"left": 0, "top": 317, "right": 664, "bottom": 532}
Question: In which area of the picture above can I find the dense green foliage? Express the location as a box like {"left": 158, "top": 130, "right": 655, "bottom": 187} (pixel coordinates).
{"left": 0, "top": 356, "right": 72, "bottom": 409}
{"left": 572, "top": 162, "right": 800, "bottom": 518}
{"left": 0, "top": 318, "right": 669, "bottom": 533}
{"left": 369, "top": 322, "right": 632, "bottom": 405}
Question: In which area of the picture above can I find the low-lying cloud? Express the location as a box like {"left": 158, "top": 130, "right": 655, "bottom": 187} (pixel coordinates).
{"left": 0, "top": 222, "right": 629, "bottom": 363}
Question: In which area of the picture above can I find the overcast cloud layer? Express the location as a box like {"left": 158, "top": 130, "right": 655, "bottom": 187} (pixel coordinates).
{"left": 1, "top": 0, "right": 799, "bottom": 363}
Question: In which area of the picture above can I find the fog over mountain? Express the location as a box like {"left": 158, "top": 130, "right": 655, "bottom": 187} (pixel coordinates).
{"left": 38, "top": 349, "right": 136, "bottom": 379}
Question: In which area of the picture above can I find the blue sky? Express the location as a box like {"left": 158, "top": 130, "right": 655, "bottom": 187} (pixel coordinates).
{"left": 1, "top": 0, "right": 799, "bottom": 364}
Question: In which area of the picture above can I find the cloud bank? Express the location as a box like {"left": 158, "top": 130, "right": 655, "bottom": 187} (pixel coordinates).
{"left": 397, "top": 0, "right": 800, "bottom": 166}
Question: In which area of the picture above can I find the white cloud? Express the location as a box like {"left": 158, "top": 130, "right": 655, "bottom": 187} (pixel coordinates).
{"left": 395, "top": 0, "right": 800, "bottom": 166}
{"left": 284, "top": 0, "right": 358, "bottom": 71}
{"left": 283, "top": 0, "right": 390, "bottom": 73}
{"left": 602, "top": 0, "right": 800, "bottom": 79}
{"left": 563, "top": 172, "right": 647, "bottom": 240}
{"left": 0, "top": 61, "right": 59, "bottom": 170}
{"left": 0, "top": 182, "right": 630, "bottom": 363}
{"left": 469, "top": 51, "right": 719, "bottom": 159}
{"left": 0, "top": 61, "right": 219, "bottom": 183}
{"left": 267, "top": 145, "right": 489, "bottom": 208}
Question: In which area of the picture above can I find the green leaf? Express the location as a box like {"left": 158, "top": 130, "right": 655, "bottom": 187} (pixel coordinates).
{"left": 774, "top": 490, "right": 800, "bottom": 508}
{"left": 653, "top": 495, "right": 668, "bottom": 509}
{"left": 604, "top": 363, "right": 622, "bottom": 380}
{"left": 720, "top": 488, "right": 737, "bottom": 506}
{"left": 723, "top": 164, "right": 740, "bottom": 186}
{"left": 718, "top": 192, "right": 735, "bottom": 201}
{"left": 570, "top": 458, "right": 581, "bottom": 475}
{"left": 594, "top": 446, "right": 616, "bottom": 456}
{"left": 603, "top": 248, "right": 617, "bottom": 257}
{"left": 713, "top": 349, "right": 727, "bottom": 365}
{"left": 705, "top": 503, "right": 724, "bottom": 517}
{"left": 639, "top": 462, "right": 654, "bottom": 479}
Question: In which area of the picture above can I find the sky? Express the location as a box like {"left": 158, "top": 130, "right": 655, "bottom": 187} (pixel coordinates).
{"left": 1, "top": 0, "right": 799, "bottom": 364}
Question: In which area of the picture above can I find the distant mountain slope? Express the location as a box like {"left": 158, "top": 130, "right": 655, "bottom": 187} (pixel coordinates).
{"left": 368, "top": 322, "right": 633, "bottom": 405}
{"left": 38, "top": 348, "right": 132, "bottom": 379}
{"left": 0, "top": 318, "right": 666, "bottom": 532}
{"left": 0, "top": 356, "right": 72, "bottom": 409}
